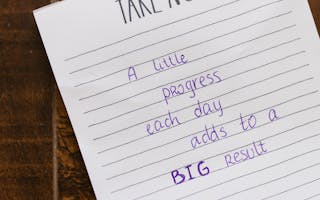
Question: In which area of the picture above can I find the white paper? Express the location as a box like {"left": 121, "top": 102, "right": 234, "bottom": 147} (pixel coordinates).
{"left": 34, "top": 0, "right": 320, "bottom": 199}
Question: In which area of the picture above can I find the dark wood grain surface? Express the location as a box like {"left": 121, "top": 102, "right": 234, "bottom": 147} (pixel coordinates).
{"left": 0, "top": 1, "right": 319, "bottom": 199}
{"left": 55, "top": 89, "right": 95, "bottom": 200}
{"left": 0, "top": 0, "right": 54, "bottom": 199}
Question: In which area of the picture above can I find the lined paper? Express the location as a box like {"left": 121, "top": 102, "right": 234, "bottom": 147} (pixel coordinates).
{"left": 34, "top": 0, "right": 320, "bottom": 199}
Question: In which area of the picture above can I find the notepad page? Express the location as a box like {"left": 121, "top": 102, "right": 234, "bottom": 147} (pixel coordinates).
{"left": 34, "top": 0, "right": 320, "bottom": 199}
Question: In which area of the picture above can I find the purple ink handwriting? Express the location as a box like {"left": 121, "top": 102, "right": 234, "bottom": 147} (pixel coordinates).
{"left": 194, "top": 99, "right": 224, "bottom": 118}
{"left": 172, "top": 108, "right": 279, "bottom": 184}
{"left": 146, "top": 111, "right": 181, "bottom": 135}
{"left": 171, "top": 160, "right": 210, "bottom": 185}
{"left": 128, "top": 66, "right": 138, "bottom": 81}
{"left": 153, "top": 52, "right": 187, "bottom": 72}
{"left": 240, "top": 113, "right": 257, "bottom": 131}
{"left": 269, "top": 108, "right": 279, "bottom": 122}
{"left": 240, "top": 108, "right": 279, "bottom": 131}
{"left": 224, "top": 141, "right": 267, "bottom": 167}
{"left": 162, "top": 70, "right": 222, "bottom": 104}
{"left": 191, "top": 123, "right": 228, "bottom": 149}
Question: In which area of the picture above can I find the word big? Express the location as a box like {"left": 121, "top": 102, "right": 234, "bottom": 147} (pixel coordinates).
{"left": 171, "top": 161, "right": 210, "bottom": 185}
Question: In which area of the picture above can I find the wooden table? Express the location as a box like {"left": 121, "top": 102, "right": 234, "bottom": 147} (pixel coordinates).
{"left": 0, "top": 1, "right": 319, "bottom": 199}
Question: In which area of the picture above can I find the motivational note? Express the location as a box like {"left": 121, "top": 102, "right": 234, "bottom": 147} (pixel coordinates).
{"left": 34, "top": 0, "right": 320, "bottom": 199}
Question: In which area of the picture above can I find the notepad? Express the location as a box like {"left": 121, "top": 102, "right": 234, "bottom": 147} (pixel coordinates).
{"left": 34, "top": 0, "right": 320, "bottom": 199}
